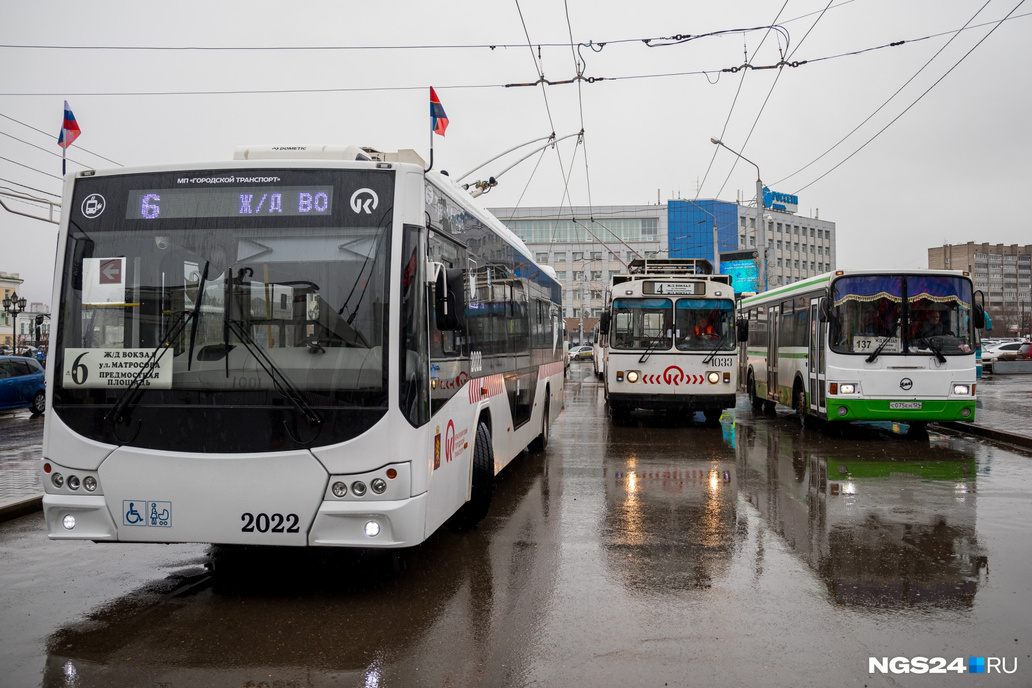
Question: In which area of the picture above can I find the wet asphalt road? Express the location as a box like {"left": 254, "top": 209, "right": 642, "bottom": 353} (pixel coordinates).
{"left": 2, "top": 363, "right": 1031, "bottom": 687}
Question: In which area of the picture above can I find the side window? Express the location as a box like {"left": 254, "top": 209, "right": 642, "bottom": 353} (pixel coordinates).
{"left": 0, "top": 360, "right": 10, "bottom": 379}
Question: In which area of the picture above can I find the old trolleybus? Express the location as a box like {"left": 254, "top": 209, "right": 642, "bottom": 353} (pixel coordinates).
{"left": 42, "top": 145, "right": 564, "bottom": 547}
{"left": 739, "top": 269, "right": 985, "bottom": 434}
{"left": 598, "top": 259, "right": 740, "bottom": 424}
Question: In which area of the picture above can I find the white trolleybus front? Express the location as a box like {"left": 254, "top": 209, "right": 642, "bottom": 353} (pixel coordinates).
{"left": 739, "top": 269, "right": 984, "bottom": 434}
{"left": 598, "top": 259, "right": 740, "bottom": 424}
{"left": 42, "top": 145, "right": 564, "bottom": 548}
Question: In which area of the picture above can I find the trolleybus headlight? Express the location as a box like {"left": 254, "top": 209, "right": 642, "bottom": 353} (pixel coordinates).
{"left": 67, "top": 475, "right": 80, "bottom": 491}
{"left": 953, "top": 384, "right": 970, "bottom": 395}
{"left": 351, "top": 481, "right": 367, "bottom": 497}
{"left": 51, "top": 473, "right": 64, "bottom": 488}
{"left": 364, "top": 521, "right": 380, "bottom": 537}
{"left": 837, "top": 406, "right": 848, "bottom": 417}
{"left": 626, "top": 370, "right": 639, "bottom": 383}
{"left": 62, "top": 515, "right": 76, "bottom": 530}
{"left": 331, "top": 481, "right": 348, "bottom": 498}
{"left": 707, "top": 372, "right": 720, "bottom": 384}
{"left": 839, "top": 383, "right": 856, "bottom": 394}
{"left": 83, "top": 476, "right": 98, "bottom": 492}
{"left": 961, "top": 407, "right": 972, "bottom": 418}
{"left": 371, "top": 478, "right": 387, "bottom": 495}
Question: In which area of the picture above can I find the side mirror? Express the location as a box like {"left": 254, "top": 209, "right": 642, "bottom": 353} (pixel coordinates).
{"left": 973, "top": 304, "right": 986, "bottom": 330}
{"left": 599, "top": 311, "right": 611, "bottom": 336}
{"left": 818, "top": 298, "right": 831, "bottom": 323}
{"left": 434, "top": 267, "right": 465, "bottom": 331}
{"left": 736, "top": 318, "right": 749, "bottom": 341}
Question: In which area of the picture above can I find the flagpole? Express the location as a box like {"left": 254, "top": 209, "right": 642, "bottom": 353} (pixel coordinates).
{"left": 426, "top": 103, "right": 435, "bottom": 173}
{"left": 62, "top": 145, "right": 66, "bottom": 177}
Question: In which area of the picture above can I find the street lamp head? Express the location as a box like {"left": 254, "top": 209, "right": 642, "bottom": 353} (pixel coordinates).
{"left": 710, "top": 138, "right": 722, "bottom": 145}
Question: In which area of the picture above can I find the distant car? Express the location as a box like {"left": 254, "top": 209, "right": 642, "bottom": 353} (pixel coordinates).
{"left": 983, "top": 340, "right": 1030, "bottom": 363}
{"left": 569, "top": 345, "right": 593, "bottom": 360}
{"left": 0, "top": 354, "right": 46, "bottom": 415}
{"left": 1018, "top": 341, "right": 1031, "bottom": 359}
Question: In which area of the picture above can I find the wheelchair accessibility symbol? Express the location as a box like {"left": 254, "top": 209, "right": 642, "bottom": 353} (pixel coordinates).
{"left": 123, "top": 500, "right": 172, "bottom": 527}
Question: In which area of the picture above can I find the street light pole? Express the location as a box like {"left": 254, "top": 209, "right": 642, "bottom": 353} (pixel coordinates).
{"left": 2, "top": 290, "right": 28, "bottom": 355}
{"left": 711, "top": 138, "right": 765, "bottom": 291}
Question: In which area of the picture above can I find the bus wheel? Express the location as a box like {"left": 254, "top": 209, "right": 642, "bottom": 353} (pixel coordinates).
{"left": 794, "top": 384, "right": 809, "bottom": 429}
{"left": 905, "top": 421, "right": 930, "bottom": 440}
{"left": 450, "top": 423, "right": 495, "bottom": 530}
{"left": 529, "top": 397, "right": 550, "bottom": 452}
{"left": 748, "top": 373, "right": 764, "bottom": 411}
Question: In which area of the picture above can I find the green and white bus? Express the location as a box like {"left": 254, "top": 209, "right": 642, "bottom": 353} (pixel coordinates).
{"left": 739, "top": 270, "right": 985, "bottom": 433}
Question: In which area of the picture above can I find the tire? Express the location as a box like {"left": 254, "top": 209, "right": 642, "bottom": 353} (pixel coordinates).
{"left": 703, "top": 409, "right": 722, "bottom": 426}
{"left": 906, "top": 421, "right": 929, "bottom": 440}
{"left": 450, "top": 423, "right": 495, "bottom": 530}
{"left": 794, "top": 384, "right": 808, "bottom": 429}
{"left": 748, "top": 372, "right": 764, "bottom": 412}
{"left": 30, "top": 390, "right": 45, "bottom": 415}
{"left": 529, "top": 396, "right": 550, "bottom": 452}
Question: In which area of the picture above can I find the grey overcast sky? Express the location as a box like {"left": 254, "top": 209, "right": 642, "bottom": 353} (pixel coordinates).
{"left": 2, "top": 0, "right": 1030, "bottom": 305}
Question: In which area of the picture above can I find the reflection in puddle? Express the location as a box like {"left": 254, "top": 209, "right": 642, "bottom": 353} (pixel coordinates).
{"left": 736, "top": 415, "right": 987, "bottom": 609}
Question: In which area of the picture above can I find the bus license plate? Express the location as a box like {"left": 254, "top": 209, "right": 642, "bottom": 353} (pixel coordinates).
{"left": 890, "top": 402, "right": 922, "bottom": 410}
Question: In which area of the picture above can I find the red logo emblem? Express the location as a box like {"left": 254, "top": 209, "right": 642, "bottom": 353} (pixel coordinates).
{"left": 445, "top": 420, "right": 456, "bottom": 463}
{"left": 662, "top": 365, "right": 685, "bottom": 386}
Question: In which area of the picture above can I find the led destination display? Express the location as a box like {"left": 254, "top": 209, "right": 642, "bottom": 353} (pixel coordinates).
{"left": 126, "top": 186, "right": 334, "bottom": 220}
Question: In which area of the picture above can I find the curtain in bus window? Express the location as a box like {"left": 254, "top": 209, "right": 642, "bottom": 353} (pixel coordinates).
{"left": 830, "top": 276, "right": 903, "bottom": 355}
{"left": 906, "top": 275, "right": 974, "bottom": 354}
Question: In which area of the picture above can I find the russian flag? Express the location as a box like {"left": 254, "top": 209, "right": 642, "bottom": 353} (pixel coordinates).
{"left": 430, "top": 87, "right": 448, "bottom": 137}
{"left": 58, "top": 100, "right": 81, "bottom": 149}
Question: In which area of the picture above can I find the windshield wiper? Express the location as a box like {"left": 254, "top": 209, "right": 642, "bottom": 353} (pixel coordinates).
{"left": 865, "top": 319, "right": 902, "bottom": 363}
{"left": 105, "top": 311, "right": 193, "bottom": 429}
{"left": 638, "top": 336, "right": 665, "bottom": 364}
{"left": 703, "top": 330, "right": 731, "bottom": 365}
{"left": 186, "top": 261, "right": 210, "bottom": 371}
{"left": 224, "top": 318, "right": 323, "bottom": 433}
{"left": 915, "top": 336, "right": 948, "bottom": 364}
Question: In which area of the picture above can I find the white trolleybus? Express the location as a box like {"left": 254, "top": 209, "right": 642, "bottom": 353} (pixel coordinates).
{"left": 739, "top": 269, "right": 985, "bottom": 434}
{"left": 42, "top": 145, "right": 564, "bottom": 548}
{"left": 598, "top": 259, "right": 740, "bottom": 424}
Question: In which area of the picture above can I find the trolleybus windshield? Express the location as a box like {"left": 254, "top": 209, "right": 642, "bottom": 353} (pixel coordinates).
{"left": 53, "top": 168, "right": 395, "bottom": 451}
{"left": 829, "top": 274, "right": 974, "bottom": 356}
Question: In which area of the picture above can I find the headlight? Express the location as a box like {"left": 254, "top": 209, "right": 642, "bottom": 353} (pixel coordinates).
{"left": 626, "top": 370, "right": 640, "bottom": 383}
{"left": 953, "top": 384, "right": 970, "bottom": 395}
{"left": 331, "top": 481, "right": 348, "bottom": 498}
{"left": 840, "top": 383, "right": 856, "bottom": 394}
{"left": 83, "top": 476, "right": 98, "bottom": 492}
{"left": 707, "top": 371, "right": 720, "bottom": 384}
{"left": 51, "top": 473, "right": 64, "bottom": 488}
{"left": 371, "top": 478, "right": 387, "bottom": 494}
{"left": 351, "top": 481, "right": 367, "bottom": 497}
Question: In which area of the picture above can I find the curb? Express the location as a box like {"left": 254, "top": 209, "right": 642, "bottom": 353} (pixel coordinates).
{"left": 934, "top": 421, "right": 1032, "bottom": 451}
{"left": 0, "top": 495, "right": 43, "bottom": 523}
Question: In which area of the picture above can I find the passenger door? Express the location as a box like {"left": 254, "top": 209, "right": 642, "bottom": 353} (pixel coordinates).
{"left": 808, "top": 298, "right": 826, "bottom": 415}
{"left": 766, "top": 305, "right": 779, "bottom": 401}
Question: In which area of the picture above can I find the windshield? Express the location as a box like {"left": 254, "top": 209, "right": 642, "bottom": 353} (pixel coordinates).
{"left": 674, "top": 299, "right": 736, "bottom": 350}
{"left": 53, "top": 168, "right": 395, "bottom": 451}
{"left": 610, "top": 298, "right": 672, "bottom": 350}
{"left": 829, "top": 274, "right": 974, "bottom": 356}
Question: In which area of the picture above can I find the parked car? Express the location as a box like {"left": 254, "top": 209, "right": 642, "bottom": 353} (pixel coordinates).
{"left": 0, "top": 354, "right": 46, "bottom": 415}
{"left": 1018, "top": 341, "right": 1031, "bottom": 359}
{"left": 569, "top": 345, "right": 594, "bottom": 360}
{"left": 983, "top": 340, "right": 1030, "bottom": 363}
